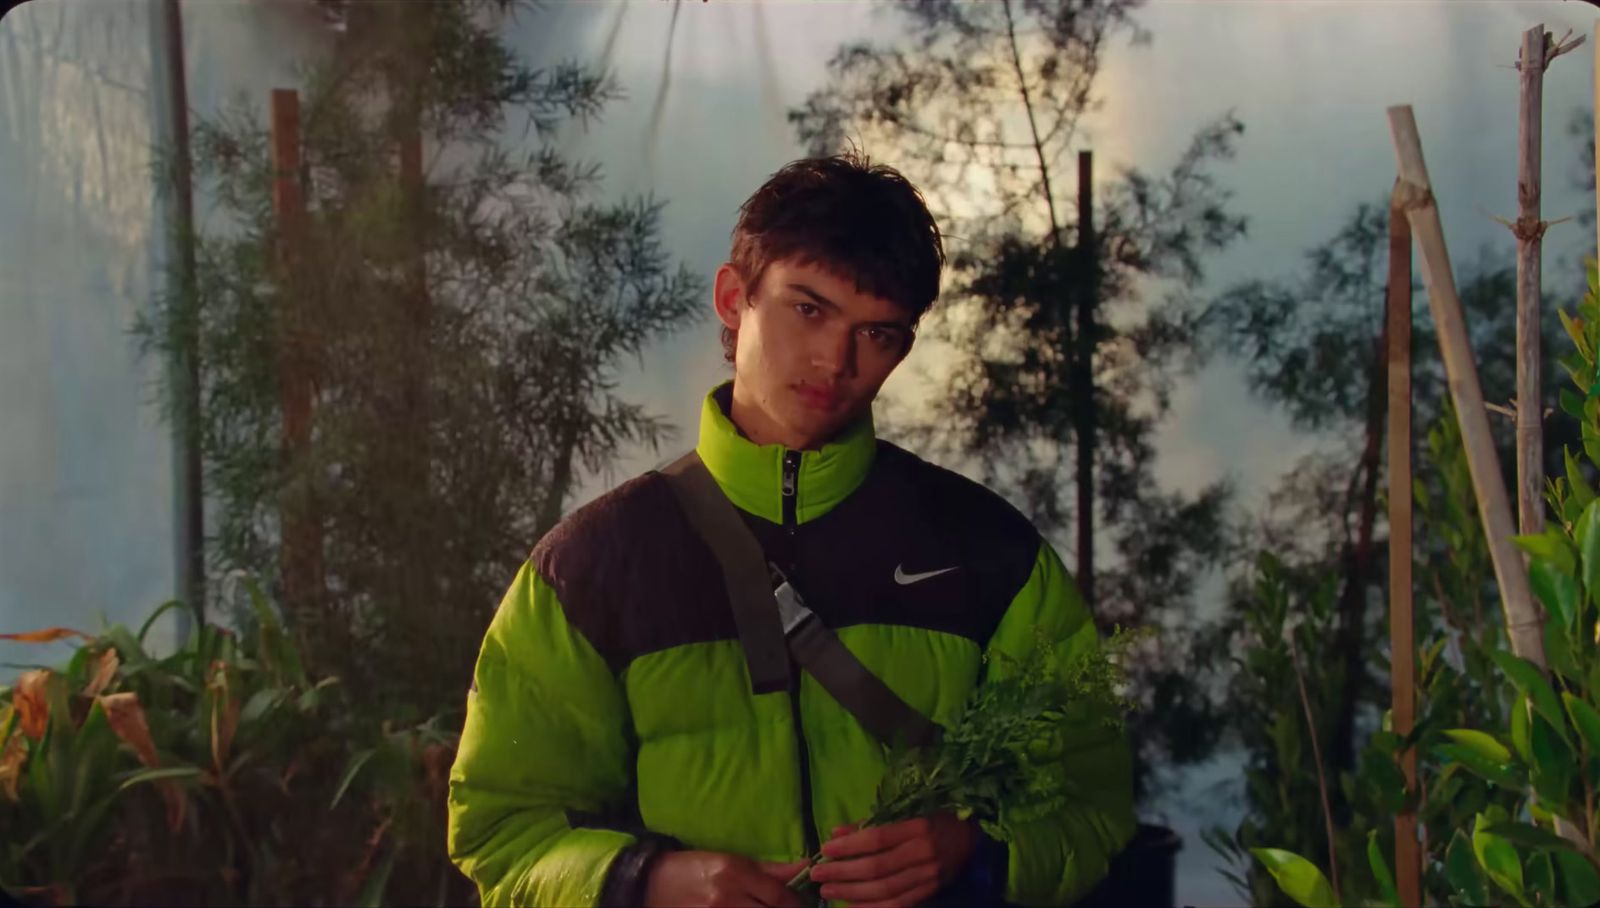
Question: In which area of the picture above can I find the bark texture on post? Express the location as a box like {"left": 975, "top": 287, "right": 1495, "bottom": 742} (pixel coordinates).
{"left": 1515, "top": 25, "right": 1548, "bottom": 543}
{"left": 161, "top": 0, "right": 205, "bottom": 626}
{"left": 1386, "top": 105, "right": 1548, "bottom": 669}
{"left": 1385, "top": 191, "right": 1420, "bottom": 908}
{"left": 270, "top": 89, "right": 325, "bottom": 649}
{"left": 1076, "top": 150, "right": 1096, "bottom": 609}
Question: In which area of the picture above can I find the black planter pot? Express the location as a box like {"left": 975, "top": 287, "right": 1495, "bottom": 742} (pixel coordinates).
{"left": 1073, "top": 822, "right": 1183, "bottom": 908}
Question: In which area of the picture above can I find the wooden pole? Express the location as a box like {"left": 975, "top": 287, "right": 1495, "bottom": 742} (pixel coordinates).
{"left": 270, "top": 89, "right": 323, "bottom": 630}
{"left": 161, "top": 0, "right": 204, "bottom": 628}
{"left": 1385, "top": 189, "right": 1420, "bottom": 908}
{"left": 1386, "top": 105, "right": 1548, "bottom": 669}
{"left": 1076, "top": 150, "right": 1096, "bottom": 609}
{"left": 1514, "top": 25, "right": 1548, "bottom": 546}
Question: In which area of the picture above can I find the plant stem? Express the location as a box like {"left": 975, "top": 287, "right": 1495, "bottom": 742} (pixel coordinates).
{"left": 1287, "top": 632, "right": 1341, "bottom": 905}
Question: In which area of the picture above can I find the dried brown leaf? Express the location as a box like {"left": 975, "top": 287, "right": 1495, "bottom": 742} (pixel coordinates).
{"left": 83, "top": 647, "right": 120, "bottom": 698}
{"left": 99, "top": 692, "right": 159, "bottom": 767}
{"left": 0, "top": 728, "right": 26, "bottom": 802}
{"left": 14, "top": 670, "right": 51, "bottom": 740}
{"left": 0, "top": 627, "right": 90, "bottom": 644}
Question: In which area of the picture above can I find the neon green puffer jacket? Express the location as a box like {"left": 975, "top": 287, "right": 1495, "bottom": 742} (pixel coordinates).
{"left": 447, "top": 382, "right": 1135, "bottom": 906}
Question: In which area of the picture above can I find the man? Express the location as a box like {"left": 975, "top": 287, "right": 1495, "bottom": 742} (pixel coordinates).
{"left": 447, "top": 152, "right": 1135, "bottom": 907}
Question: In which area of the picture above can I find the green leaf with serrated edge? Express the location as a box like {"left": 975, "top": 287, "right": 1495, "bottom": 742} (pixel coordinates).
{"left": 1446, "top": 829, "right": 1490, "bottom": 906}
{"left": 1563, "top": 693, "right": 1600, "bottom": 756}
{"left": 1584, "top": 500, "right": 1600, "bottom": 595}
{"left": 1531, "top": 716, "right": 1574, "bottom": 808}
{"left": 1511, "top": 697, "right": 1532, "bottom": 763}
{"left": 1555, "top": 848, "right": 1600, "bottom": 906}
{"left": 1481, "top": 821, "right": 1578, "bottom": 852}
{"left": 1433, "top": 743, "right": 1521, "bottom": 789}
{"left": 1250, "top": 848, "right": 1338, "bottom": 908}
{"left": 1569, "top": 447, "right": 1597, "bottom": 507}
{"left": 1473, "top": 814, "right": 1527, "bottom": 905}
{"left": 1491, "top": 650, "right": 1571, "bottom": 746}
{"left": 1563, "top": 388, "right": 1586, "bottom": 419}
{"left": 1516, "top": 528, "right": 1577, "bottom": 576}
{"left": 1529, "top": 559, "right": 1579, "bottom": 631}
{"left": 1366, "top": 830, "right": 1398, "bottom": 908}
{"left": 1442, "top": 728, "right": 1514, "bottom": 764}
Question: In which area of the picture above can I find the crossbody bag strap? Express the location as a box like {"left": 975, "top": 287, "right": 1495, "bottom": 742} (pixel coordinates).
{"left": 659, "top": 450, "right": 941, "bottom": 748}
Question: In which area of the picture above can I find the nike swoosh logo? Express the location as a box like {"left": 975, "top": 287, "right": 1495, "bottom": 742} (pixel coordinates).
{"left": 894, "top": 564, "right": 959, "bottom": 585}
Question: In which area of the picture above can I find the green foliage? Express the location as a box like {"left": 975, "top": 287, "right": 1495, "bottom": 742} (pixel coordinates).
{"left": 134, "top": 0, "right": 702, "bottom": 721}
{"left": 0, "top": 588, "right": 468, "bottom": 906}
{"left": 786, "top": 625, "right": 1143, "bottom": 897}
{"left": 792, "top": 0, "right": 1246, "bottom": 804}
{"left": 1239, "top": 264, "right": 1600, "bottom": 908}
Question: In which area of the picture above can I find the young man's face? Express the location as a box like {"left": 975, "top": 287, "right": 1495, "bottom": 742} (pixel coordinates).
{"left": 713, "top": 257, "right": 915, "bottom": 450}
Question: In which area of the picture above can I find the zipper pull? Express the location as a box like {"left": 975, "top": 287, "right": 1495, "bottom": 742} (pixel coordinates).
{"left": 781, "top": 451, "right": 799, "bottom": 499}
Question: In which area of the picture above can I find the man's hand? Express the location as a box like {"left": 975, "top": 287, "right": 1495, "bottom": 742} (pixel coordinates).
{"left": 807, "top": 812, "right": 978, "bottom": 907}
{"left": 643, "top": 850, "right": 809, "bottom": 907}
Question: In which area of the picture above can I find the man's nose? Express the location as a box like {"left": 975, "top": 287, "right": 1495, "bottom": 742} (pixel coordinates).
{"left": 813, "top": 327, "right": 856, "bottom": 378}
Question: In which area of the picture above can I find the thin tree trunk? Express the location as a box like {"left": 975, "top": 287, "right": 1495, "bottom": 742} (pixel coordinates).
{"left": 161, "top": 0, "right": 205, "bottom": 627}
{"left": 535, "top": 419, "right": 581, "bottom": 541}
{"left": 1076, "top": 151, "right": 1096, "bottom": 608}
{"left": 1329, "top": 290, "right": 1387, "bottom": 787}
{"left": 1386, "top": 191, "right": 1420, "bottom": 908}
{"left": 271, "top": 88, "right": 326, "bottom": 657}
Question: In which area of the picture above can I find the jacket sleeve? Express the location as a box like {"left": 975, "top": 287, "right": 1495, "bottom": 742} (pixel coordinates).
{"left": 447, "top": 559, "right": 665, "bottom": 906}
{"left": 980, "top": 539, "right": 1137, "bottom": 907}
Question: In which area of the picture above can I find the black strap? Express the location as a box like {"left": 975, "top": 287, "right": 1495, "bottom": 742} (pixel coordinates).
{"left": 659, "top": 450, "right": 941, "bottom": 749}
{"left": 660, "top": 451, "right": 791, "bottom": 695}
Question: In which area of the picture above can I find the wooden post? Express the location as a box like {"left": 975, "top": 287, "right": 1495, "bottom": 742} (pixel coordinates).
{"left": 161, "top": 0, "right": 204, "bottom": 627}
{"left": 1385, "top": 189, "right": 1420, "bottom": 908}
{"left": 1076, "top": 150, "right": 1096, "bottom": 609}
{"left": 270, "top": 89, "right": 323, "bottom": 629}
{"left": 1386, "top": 105, "right": 1548, "bottom": 669}
{"left": 1515, "top": 25, "right": 1548, "bottom": 545}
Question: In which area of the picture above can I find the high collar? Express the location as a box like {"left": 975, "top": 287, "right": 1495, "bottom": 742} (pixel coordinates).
{"left": 694, "top": 380, "right": 877, "bottom": 525}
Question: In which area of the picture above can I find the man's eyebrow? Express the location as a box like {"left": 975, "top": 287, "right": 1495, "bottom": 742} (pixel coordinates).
{"left": 784, "top": 282, "right": 911, "bottom": 330}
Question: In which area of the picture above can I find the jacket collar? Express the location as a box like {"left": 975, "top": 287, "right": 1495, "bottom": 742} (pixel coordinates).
{"left": 694, "top": 381, "right": 876, "bottom": 525}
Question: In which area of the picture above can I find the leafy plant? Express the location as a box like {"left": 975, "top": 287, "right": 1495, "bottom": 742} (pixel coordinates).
{"left": 786, "top": 625, "right": 1144, "bottom": 897}
{"left": 0, "top": 585, "right": 471, "bottom": 906}
{"left": 1241, "top": 266, "right": 1600, "bottom": 908}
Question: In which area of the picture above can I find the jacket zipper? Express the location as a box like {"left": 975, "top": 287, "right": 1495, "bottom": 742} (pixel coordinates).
{"left": 781, "top": 450, "right": 822, "bottom": 871}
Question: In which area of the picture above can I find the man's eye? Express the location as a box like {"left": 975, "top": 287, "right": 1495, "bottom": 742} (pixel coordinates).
{"left": 864, "top": 327, "right": 900, "bottom": 349}
{"left": 794, "top": 302, "right": 820, "bottom": 318}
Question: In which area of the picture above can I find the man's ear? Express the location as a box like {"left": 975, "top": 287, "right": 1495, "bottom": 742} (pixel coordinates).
{"left": 712, "top": 263, "right": 748, "bottom": 332}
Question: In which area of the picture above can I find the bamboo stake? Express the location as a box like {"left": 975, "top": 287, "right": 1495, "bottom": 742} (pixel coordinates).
{"left": 271, "top": 89, "right": 324, "bottom": 634}
{"left": 1514, "top": 25, "right": 1548, "bottom": 545}
{"left": 1386, "top": 105, "right": 1548, "bottom": 669}
{"left": 1385, "top": 190, "right": 1419, "bottom": 908}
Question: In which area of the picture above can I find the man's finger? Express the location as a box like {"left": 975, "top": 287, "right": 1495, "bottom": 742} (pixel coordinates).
{"left": 810, "top": 835, "right": 933, "bottom": 883}
{"left": 756, "top": 859, "right": 810, "bottom": 882}
{"left": 817, "top": 859, "right": 938, "bottom": 905}
{"left": 820, "top": 816, "right": 928, "bottom": 859}
{"left": 742, "top": 864, "right": 805, "bottom": 908}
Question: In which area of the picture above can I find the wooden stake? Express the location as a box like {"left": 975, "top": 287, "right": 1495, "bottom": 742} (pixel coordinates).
{"left": 1386, "top": 190, "right": 1420, "bottom": 908}
{"left": 1076, "top": 150, "right": 1096, "bottom": 609}
{"left": 1515, "top": 25, "right": 1548, "bottom": 544}
{"left": 270, "top": 88, "right": 324, "bottom": 626}
{"left": 1386, "top": 105, "right": 1548, "bottom": 669}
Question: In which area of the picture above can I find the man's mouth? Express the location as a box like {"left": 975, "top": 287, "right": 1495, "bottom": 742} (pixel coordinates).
{"left": 794, "top": 384, "right": 842, "bottom": 409}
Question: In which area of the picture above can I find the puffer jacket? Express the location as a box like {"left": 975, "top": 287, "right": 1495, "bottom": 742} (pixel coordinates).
{"left": 447, "top": 381, "right": 1135, "bottom": 906}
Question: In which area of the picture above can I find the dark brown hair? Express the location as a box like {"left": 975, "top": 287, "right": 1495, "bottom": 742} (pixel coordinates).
{"left": 722, "top": 149, "right": 945, "bottom": 362}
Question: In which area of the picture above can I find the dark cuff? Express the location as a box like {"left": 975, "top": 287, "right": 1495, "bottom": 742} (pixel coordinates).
{"left": 597, "top": 832, "right": 681, "bottom": 908}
